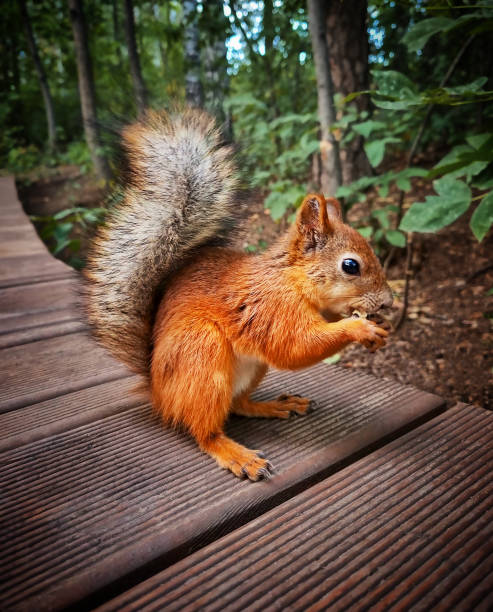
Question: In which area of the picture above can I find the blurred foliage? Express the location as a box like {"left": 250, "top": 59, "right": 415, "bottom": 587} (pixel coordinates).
{"left": 338, "top": 2, "right": 493, "bottom": 247}
{"left": 30, "top": 205, "right": 107, "bottom": 268}
{"left": 1, "top": 0, "right": 493, "bottom": 260}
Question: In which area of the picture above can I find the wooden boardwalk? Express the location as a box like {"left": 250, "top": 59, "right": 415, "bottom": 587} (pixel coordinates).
{"left": 1, "top": 175, "right": 492, "bottom": 611}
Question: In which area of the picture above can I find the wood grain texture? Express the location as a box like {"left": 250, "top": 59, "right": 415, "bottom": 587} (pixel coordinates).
{"left": 0, "top": 364, "right": 444, "bottom": 611}
{"left": 0, "top": 376, "right": 141, "bottom": 452}
{"left": 0, "top": 332, "right": 130, "bottom": 413}
{"left": 0, "top": 277, "right": 83, "bottom": 347}
{"left": 98, "top": 403, "right": 493, "bottom": 612}
{"left": 0, "top": 176, "right": 73, "bottom": 286}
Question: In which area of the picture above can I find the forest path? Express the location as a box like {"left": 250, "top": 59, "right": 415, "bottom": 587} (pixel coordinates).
{"left": 0, "top": 175, "right": 491, "bottom": 611}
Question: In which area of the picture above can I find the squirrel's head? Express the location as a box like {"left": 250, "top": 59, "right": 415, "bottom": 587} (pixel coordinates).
{"left": 288, "top": 193, "right": 393, "bottom": 319}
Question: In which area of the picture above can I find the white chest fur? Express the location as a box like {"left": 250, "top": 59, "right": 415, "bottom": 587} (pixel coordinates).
{"left": 232, "top": 354, "right": 262, "bottom": 398}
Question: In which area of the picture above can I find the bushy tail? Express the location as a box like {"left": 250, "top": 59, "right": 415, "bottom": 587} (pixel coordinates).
{"left": 83, "top": 108, "right": 244, "bottom": 377}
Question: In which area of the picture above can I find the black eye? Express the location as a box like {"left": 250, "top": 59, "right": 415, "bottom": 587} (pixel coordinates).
{"left": 342, "top": 258, "right": 360, "bottom": 275}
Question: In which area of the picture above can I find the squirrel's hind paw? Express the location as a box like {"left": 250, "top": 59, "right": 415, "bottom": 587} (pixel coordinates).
{"left": 203, "top": 434, "right": 274, "bottom": 481}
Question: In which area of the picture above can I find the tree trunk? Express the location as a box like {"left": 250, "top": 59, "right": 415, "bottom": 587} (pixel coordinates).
{"left": 111, "top": 0, "right": 123, "bottom": 71}
{"left": 262, "top": 0, "right": 281, "bottom": 123}
{"left": 123, "top": 0, "right": 148, "bottom": 116}
{"left": 202, "top": 0, "right": 231, "bottom": 136}
{"left": 183, "top": 0, "right": 203, "bottom": 108}
{"left": 153, "top": 4, "right": 167, "bottom": 74}
{"left": 326, "top": 0, "right": 371, "bottom": 183}
{"left": 307, "top": 0, "right": 342, "bottom": 197}
{"left": 20, "top": 0, "right": 57, "bottom": 151}
{"left": 68, "top": 0, "right": 110, "bottom": 180}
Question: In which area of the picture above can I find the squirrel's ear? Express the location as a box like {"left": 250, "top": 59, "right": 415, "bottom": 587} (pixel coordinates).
{"left": 325, "top": 197, "right": 343, "bottom": 221}
{"left": 295, "top": 194, "right": 333, "bottom": 251}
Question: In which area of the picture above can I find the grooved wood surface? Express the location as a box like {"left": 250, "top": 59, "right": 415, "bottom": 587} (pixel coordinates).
{"left": 0, "top": 276, "right": 84, "bottom": 348}
{"left": 0, "top": 253, "right": 72, "bottom": 287}
{"left": 98, "top": 403, "right": 493, "bottom": 612}
{"left": 0, "top": 319, "right": 86, "bottom": 349}
{"left": 0, "top": 332, "right": 130, "bottom": 413}
{"left": 0, "top": 176, "right": 72, "bottom": 286}
{"left": 0, "top": 364, "right": 444, "bottom": 612}
{"left": 0, "top": 278, "right": 79, "bottom": 334}
{"left": 0, "top": 376, "right": 140, "bottom": 452}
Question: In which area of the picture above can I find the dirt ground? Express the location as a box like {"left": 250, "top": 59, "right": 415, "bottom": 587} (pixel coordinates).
{"left": 17, "top": 166, "right": 493, "bottom": 410}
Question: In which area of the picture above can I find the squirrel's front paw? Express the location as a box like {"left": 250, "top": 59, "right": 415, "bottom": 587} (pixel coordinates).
{"left": 349, "top": 317, "right": 388, "bottom": 352}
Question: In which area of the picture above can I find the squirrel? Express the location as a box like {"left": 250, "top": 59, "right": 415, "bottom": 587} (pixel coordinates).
{"left": 84, "top": 108, "right": 393, "bottom": 481}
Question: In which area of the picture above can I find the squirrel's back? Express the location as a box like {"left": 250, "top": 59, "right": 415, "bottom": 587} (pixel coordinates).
{"left": 83, "top": 108, "right": 244, "bottom": 376}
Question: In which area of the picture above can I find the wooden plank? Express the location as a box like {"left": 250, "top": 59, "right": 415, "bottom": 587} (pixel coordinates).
{"left": 0, "top": 176, "right": 72, "bottom": 286}
{"left": 1, "top": 276, "right": 76, "bottom": 317}
{"left": 0, "top": 320, "right": 87, "bottom": 349}
{"left": 0, "top": 223, "right": 47, "bottom": 255}
{"left": 0, "top": 176, "right": 21, "bottom": 208}
{"left": 0, "top": 178, "right": 49, "bottom": 256}
{"left": 0, "top": 235, "right": 47, "bottom": 257}
{"left": 0, "top": 332, "right": 130, "bottom": 413}
{"left": 0, "top": 278, "right": 77, "bottom": 325}
{"left": 0, "top": 277, "right": 83, "bottom": 346}
{"left": 0, "top": 253, "right": 72, "bottom": 288}
{"left": 0, "top": 376, "right": 141, "bottom": 452}
{"left": 97, "top": 403, "right": 493, "bottom": 612}
{"left": 0, "top": 364, "right": 445, "bottom": 611}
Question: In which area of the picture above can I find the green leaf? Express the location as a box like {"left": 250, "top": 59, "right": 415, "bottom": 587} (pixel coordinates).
{"left": 400, "top": 177, "right": 472, "bottom": 233}
{"left": 373, "top": 70, "right": 417, "bottom": 98}
{"left": 357, "top": 226, "right": 373, "bottom": 239}
{"left": 352, "top": 120, "right": 386, "bottom": 138}
{"left": 335, "top": 186, "right": 354, "bottom": 199}
{"left": 470, "top": 191, "right": 493, "bottom": 241}
{"left": 371, "top": 70, "right": 421, "bottom": 110}
{"left": 53, "top": 222, "right": 73, "bottom": 241}
{"left": 323, "top": 353, "right": 341, "bottom": 365}
{"left": 402, "top": 17, "right": 454, "bottom": 52}
{"left": 385, "top": 229, "right": 406, "bottom": 248}
{"left": 466, "top": 132, "right": 492, "bottom": 150}
{"left": 264, "top": 192, "right": 288, "bottom": 221}
{"left": 373, "top": 97, "right": 422, "bottom": 111}
{"left": 378, "top": 183, "right": 389, "bottom": 197}
{"left": 53, "top": 208, "right": 77, "bottom": 220}
{"left": 430, "top": 143, "right": 492, "bottom": 181}
{"left": 364, "top": 138, "right": 400, "bottom": 167}
{"left": 444, "top": 78, "right": 488, "bottom": 96}
{"left": 374, "top": 228, "right": 384, "bottom": 243}
{"left": 393, "top": 167, "right": 428, "bottom": 191}
{"left": 264, "top": 184, "right": 305, "bottom": 221}
{"left": 472, "top": 176, "right": 493, "bottom": 190}
{"left": 371, "top": 208, "right": 391, "bottom": 229}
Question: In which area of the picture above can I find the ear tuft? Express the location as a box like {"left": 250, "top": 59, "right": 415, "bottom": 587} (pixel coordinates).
{"left": 295, "top": 193, "right": 332, "bottom": 252}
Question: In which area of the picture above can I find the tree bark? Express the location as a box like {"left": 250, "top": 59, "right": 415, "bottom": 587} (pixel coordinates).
{"left": 307, "top": 0, "right": 342, "bottom": 197}
{"left": 262, "top": 0, "right": 281, "bottom": 123}
{"left": 111, "top": 0, "right": 123, "bottom": 70}
{"left": 202, "top": 0, "right": 231, "bottom": 136}
{"left": 20, "top": 0, "right": 57, "bottom": 151}
{"left": 123, "top": 0, "right": 148, "bottom": 116}
{"left": 68, "top": 0, "right": 110, "bottom": 180}
{"left": 326, "top": 0, "right": 371, "bottom": 183}
{"left": 183, "top": 0, "right": 203, "bottom": 108}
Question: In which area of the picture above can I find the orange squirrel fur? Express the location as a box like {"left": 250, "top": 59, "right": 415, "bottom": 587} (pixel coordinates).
{"left": 151, "top": 194, "right": 393, "bottom": 480}
{"left": 84, "top": 109, "right": 393, "bottom": 481}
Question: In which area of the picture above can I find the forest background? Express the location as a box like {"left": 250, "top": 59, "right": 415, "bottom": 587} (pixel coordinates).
{"left": 1, "top": 0, "right": 492, "bottom": 407}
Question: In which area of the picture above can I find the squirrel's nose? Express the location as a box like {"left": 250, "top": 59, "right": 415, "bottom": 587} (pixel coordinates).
{"left": 379, "top": 286, "right": 394, "bottom": 310}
